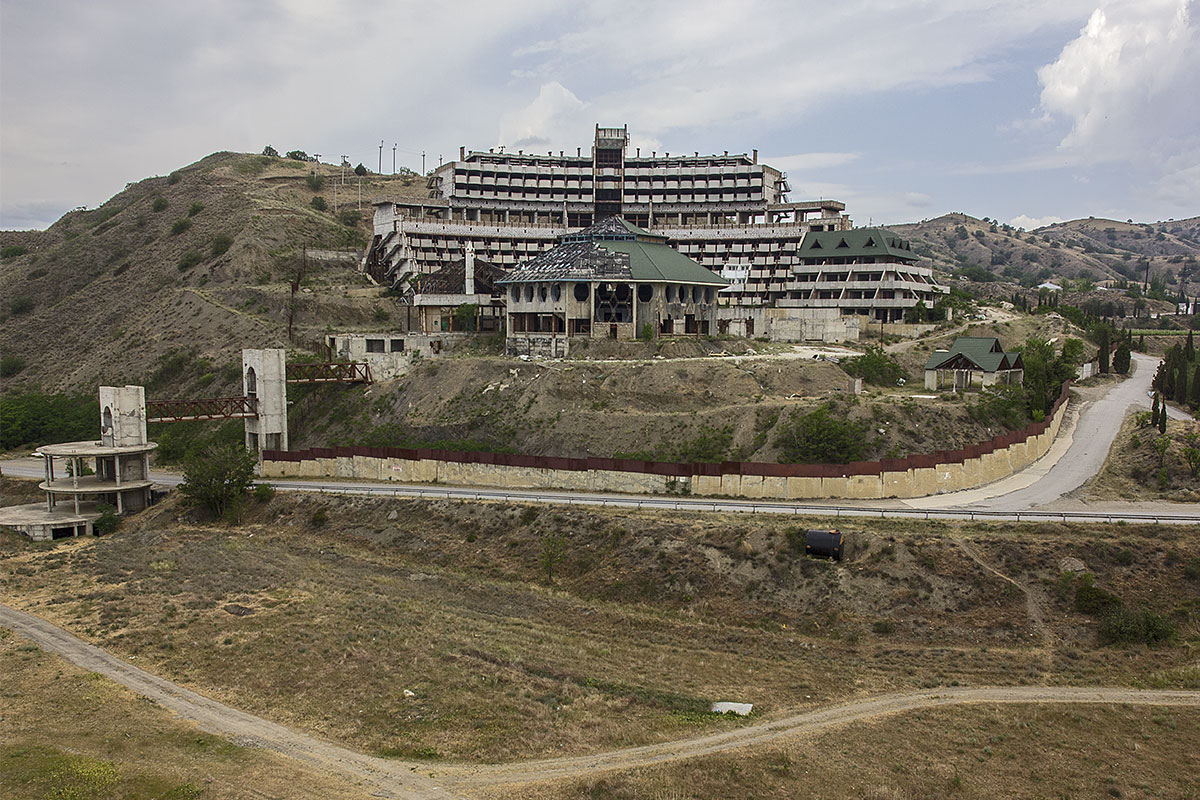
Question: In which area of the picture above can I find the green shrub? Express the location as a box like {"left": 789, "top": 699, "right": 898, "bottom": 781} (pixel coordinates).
{"left": 151, "top": 196, "right": 168, "bottom": 212}
{"left": 1099, "top": 606, "right": 1175, "bottom": 646}
{"left": 1073, "top": 572, "right": 1122, "bottom": 615}
{"left": 187, "top": 202, "right": 205, "bottom": 217}
{"left": 338, "top": 208, "right": 360, "bottom": 227}
{"left": 841, "top": 345, "right": 907, "bottom": 385}
{"left": 93, "top": 503, "right": 121, "bottom": 535}
{"left": 310, "top": 508, "right": 329, "bottom": 528}
{"left": 871, "top": 620, "right": 895, "bottom": 635}
{"left": 167, "top": 171, "right": 181, "bottom": 185}
{"left": 9, "top": 295, "right": 34, "bottom": 315}
{"left": 776, "top": 403, "right": 869, "bottom": 464}
{"left": 177, "top": 251, "right": 203, "bottom": 271}
{"left": 0, "top": 355, "right": 25, "bottom": 377}
{"left": 306, "top": 173, "right": 325, "bottom": 192}
{"left": 1, "top": 245, "right": 29, "bottom": 259}
{"left": 310, "top": 196, "right": 328, "bottom": 212}
{"left": 253, "top": 483, "right": 276, "bottom": 502}
{"left": 170, "top": 218, "right": 191, "bottom": 235}
{"left": 210, "top": 234, "right": 233, "bottom": 257}
{"left": 0, "top": 392, "right": 96, "bottom": 449}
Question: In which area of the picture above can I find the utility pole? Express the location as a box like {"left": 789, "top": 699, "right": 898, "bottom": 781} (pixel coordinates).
{"left": 378, "top": 140, "right": 383, "bottom": 174}
{"left": 312, "top": 154, "right": 321, "bottom": 175}
{"left": 422, "top": 151, "right": 426, "bottom": 175}
{"left": 393, "top": 144, "right": 397, "bottom": 175}
{"left": 340, "top": 155, "right": 348, "bottom": 185}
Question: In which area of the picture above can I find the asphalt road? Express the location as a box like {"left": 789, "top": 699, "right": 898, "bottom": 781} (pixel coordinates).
{"left": 4, "top": 352, "right": 1198, "bottom": 523}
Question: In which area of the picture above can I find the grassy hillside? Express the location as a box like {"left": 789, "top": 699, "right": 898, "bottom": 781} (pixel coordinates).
{"left": 0, "top": 152, "right": 428, "bottom": 395}
{"left": 890, "top": 212, "right": 1200, "bottom": 290}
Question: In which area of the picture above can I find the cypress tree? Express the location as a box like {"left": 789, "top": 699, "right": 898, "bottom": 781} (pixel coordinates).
{"left": 1098, "top": 327, "right": 1111, "bottom": 374}
{"left": 1160, "top": 395, "right": 1169, "bottom": 434}
{"left": 1139, "top": 334, "right": 1145, "bottom": 350}
{"left": 1177, "top": 364, "right": 1189, "bottom": 405}
{"left": 1188, "top": 330, "right": 1196, "bottom": 362}
{"left": 1113, "top": 339, "right": 1131, "bottom": 374}
{"left": 1152, "top": 393, "right": 1161, "bottom": 427}
{"left": 1191, "top": 364, "right": 1200, "bottom": 409}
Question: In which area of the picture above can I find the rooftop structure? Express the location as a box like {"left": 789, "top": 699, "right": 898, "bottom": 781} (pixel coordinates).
{"left": 499, "top": 217, "right": 727, "bottom": 356}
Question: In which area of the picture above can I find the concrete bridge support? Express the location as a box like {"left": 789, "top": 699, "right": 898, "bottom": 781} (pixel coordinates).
{"left": 242, "top": 349, "right": 288, "bottom": 453}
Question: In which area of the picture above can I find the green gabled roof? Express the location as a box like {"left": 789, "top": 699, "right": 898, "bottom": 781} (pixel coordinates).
{"left": 924, "top": 336, "right": 1023, "bottom": 372}
{"left": 560, "top": 215, "right": 667, "bottom": 245}
{"left": 802, "top": 227, "right": 918, "bottom": 262}
{"left": 596, "top": 239, "right": 728, "bottom": 286}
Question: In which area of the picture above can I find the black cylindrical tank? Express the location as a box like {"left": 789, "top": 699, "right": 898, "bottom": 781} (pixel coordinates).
{"left": 805, "top": 529, "right": 844, "bottom": 561}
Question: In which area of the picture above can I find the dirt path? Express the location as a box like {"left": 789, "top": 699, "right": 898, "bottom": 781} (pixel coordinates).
{"left": 5, "top": 602, "right": 1198, "bottom": 797}
{"left": 0, "top": 604, "right": 456, "bottom": 800}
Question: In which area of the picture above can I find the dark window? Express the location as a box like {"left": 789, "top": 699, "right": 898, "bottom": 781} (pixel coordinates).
{"left": 390, "top": 339, "right": 404, "bottom": 352}
{"left": 366, "top": 339, "right": 385, "bottom": 353}
{"left": 637, "top": 284, "right": 653, "bottom": 302}
{"left": 573, "top": 283, "right": 590, "bottom": 301}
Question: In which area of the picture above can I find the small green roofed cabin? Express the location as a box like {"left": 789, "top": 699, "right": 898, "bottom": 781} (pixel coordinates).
{"left": 924, "top": 337, "right": 1024, "bottom": 391}
{"left": 498, "top": 216, "right": 728, "bottom": 357}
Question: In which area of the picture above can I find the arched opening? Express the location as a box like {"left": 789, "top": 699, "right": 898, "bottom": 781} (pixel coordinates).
{"left": 245, "top": 366, "right": 258, "bottom": 397}
{"left": 102, "top": 406, "right": 113, "bottom": 432}
{"left": 637, "top": 284, "right": 653, "bottom": 302}
{"left": 573, "top": 282, "right": 590, "bottom": 302}
{"left": 551, "top": 284, "right": 562, "bottom": 301}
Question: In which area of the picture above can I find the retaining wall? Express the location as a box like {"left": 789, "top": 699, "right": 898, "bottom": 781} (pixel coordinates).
{"left": 261, "top": 382, "right": 1071, "bottom": 501}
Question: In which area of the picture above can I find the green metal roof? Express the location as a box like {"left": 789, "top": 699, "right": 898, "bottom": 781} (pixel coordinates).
{"left": 801, "top": 227, "right": 918, "bottom": 262}
{"left": 924, "top": 337, "right": 1023, "bottom": 372}
{"left": 597, "top": 239, "right": 728, "bottom": 285}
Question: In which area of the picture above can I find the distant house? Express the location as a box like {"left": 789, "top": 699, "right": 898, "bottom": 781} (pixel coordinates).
{"left": 924, "top": 336, "right": 1023, "bottom": 391}
{"left": 1038, "top": 281, "right": 1063, "bottom": 291}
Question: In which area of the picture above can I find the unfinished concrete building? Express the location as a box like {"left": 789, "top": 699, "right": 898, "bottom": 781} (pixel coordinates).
{"left": 724, "top": 227, "right": 948, "bottom": 325}
{"left": 409, "top": 245, "right": 507, "bottom": 333}
{"left": 0, "top": 386, "right": 158, "bottom": 540}
{"left": 366, "top": 124, "right": 850, "bottom": 285}
{"left": 499, "top": 217, "right": 727, "bottom": 356}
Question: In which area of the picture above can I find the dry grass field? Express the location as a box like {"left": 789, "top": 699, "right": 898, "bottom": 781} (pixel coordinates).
{"left": 0, "top": 628, "right": 376, "bottom": 800}
{"left": 1079, "top": 413, "right": 1200, "bottom": 502}
{"left": 487, "top": 702, "right": 1200, "bottom": 800}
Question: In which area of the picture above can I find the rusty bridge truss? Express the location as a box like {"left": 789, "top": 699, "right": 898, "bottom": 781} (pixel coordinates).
{"left": 146, "top": 396, "right": 258, "bottom": 423}
{"left": 285, "top": 362, "right": 373, "bottom": 384}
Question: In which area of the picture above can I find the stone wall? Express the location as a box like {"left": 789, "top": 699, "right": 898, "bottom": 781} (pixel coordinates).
{"left": 263, "top": 383, "right": 1071, "bottom": 501}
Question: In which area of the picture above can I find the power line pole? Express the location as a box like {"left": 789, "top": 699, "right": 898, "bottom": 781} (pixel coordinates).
{"left": 378, "top": 140, "right": 383, "bottom": 174}
{"left": 422, "top": 151, "right": 426, "bottom": 175}
{"left": 393, "top": 144, "right": 397, "bottom": 175}
{"left": 340, "top": 155, "right": 348, "bottom": 185}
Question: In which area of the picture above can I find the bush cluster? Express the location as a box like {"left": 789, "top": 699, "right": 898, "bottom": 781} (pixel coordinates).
{"left": 776, "top": 403, "right": 869, "bottom": 464}
{"left": 841, "top": 346, "right": 907, "bottom": 386}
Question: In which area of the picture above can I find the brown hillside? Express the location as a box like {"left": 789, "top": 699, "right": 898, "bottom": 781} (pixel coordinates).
{"left": 0, "top": 152, "right": 427, "bottom": 395}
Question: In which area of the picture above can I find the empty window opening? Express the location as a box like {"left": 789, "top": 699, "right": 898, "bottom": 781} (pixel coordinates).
{"left": 366, "top": 339, "right": 385, "bottom": 353}
{"left": 245, "top": 367, "right": 257, "bottom": 396}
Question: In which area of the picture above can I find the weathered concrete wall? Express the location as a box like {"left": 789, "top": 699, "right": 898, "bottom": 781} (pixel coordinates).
{"left": 718, "top": 306, "right": 860, "bottom": 343}
{"left": 99, "top": 386, "right": 147, "bottom": 447}
{"left": 262, "top": 394, "right": 1068, "bottom": 501}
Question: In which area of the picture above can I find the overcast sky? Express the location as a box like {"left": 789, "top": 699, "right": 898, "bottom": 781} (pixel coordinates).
{"left": 1, "top": 0, "right": 1196, "bottom": 230}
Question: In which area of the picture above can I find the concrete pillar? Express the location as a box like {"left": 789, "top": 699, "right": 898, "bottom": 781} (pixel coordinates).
{"left": 99, "top": 386, "right": 147, "bottom": 447}
{"left": 242, "top": 348, "right": 288, "bottom": 454}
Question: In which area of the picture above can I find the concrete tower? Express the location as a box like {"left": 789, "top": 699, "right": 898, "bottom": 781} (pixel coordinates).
{"left": 99, "top": 385, "right": 147, "bottom": 447}
{"left": 242, "top": 348, "right": 288, "bottom": 453}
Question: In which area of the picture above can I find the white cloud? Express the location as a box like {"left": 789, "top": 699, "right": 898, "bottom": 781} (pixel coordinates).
{"left": 497, "top": 82, "right": 589, "bottom": 152}
{"left": 1010, "top": 214, "right": 1065, "bottom": 230}
{"left": 1038, "top": 0, "right": 1199, "bottom": 160}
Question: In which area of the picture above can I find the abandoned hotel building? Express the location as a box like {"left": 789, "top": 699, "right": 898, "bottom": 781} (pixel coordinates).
{"left": 367, "top": 125, "right": 947, "bottom": 342}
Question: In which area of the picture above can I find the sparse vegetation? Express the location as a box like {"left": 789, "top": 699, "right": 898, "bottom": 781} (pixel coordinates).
{"left": 170, "top": 218, "right": 191, "bottom": 236}
{"left": 210, "top": 233, "right": 233, "bottom": 257}
{"left": 310, "top": 196, "right": 327, "bottom": 212}
{"left": 178, "top": 442, "right": 257, "bottom": 520}
{"left": 776, "top": 403, "right": 869, "bottom": 464}
{"left": 1, "top": 245, "right": 29, "bottom": 259}
{"left": 0, "top": 354, "right": 26, "bottom": 377}
{"left": 177, "top": 250, "right": 203, "bottom": 271}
